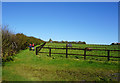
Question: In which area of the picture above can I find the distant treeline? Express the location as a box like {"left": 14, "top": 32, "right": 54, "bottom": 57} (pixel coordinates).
{"left": 2, "top": 26, "right": 44, "bottom": 62}
{"left": 111, "top": 43, "right": 120, "bottom": 45}
{"left": 47, "top": 38, "right": 86, "bottom": 44}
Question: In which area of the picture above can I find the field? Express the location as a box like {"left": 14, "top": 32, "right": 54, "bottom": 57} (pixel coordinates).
{"left": 2, "top": 43, "right": 120, "bottom": 81}
{"left": 40, "top": 43, "right": 120, "bottom": 61}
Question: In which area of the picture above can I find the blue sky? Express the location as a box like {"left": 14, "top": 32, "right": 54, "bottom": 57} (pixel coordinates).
{"left": 2, "top": 2, "right": 118, "bottom": 45}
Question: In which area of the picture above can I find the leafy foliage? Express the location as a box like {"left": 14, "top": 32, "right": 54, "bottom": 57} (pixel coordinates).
{"left": 2, "top": 26, "right": 44, "bottom": 62}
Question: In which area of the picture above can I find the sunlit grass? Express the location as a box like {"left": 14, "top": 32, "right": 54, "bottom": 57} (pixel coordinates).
{"left": 2, "top": 43, "right": 120, "bottom": 81}
{"left": 40, "top": 43, "right": 120, "bottom": 61}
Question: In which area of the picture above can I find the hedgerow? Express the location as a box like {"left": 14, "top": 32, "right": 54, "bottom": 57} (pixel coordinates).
{"left": 2, "top": 25, "right": 44, "bottom": 63}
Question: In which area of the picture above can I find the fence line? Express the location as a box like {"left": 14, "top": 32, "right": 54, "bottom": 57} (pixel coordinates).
{"left": 37, "top": 44, "right": 120, "bottom": 61}
{"left": 36, "top": 42, "right": 46, "bottom": 55}
{"left": 42, "top": 47, "right": 120, "bottom": 51}
{"left": 45, "top": 45, "right": 107, "bottom": 49}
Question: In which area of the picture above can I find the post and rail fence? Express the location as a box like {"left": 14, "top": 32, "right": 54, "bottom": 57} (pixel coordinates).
{"left": 36, "top": 44, "right": 120, "bottom": 61}
{"left": 36, "top": 42, "right": 46, "bottom": 55}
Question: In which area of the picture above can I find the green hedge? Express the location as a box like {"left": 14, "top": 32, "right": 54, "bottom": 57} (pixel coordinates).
{"left": 2, "top": 26, "right": 44, "bottom": 63}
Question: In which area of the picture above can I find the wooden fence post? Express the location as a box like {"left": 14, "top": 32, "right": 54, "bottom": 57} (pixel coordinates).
{"left": 36, "top": 47, "right": 38, "bottom": 55}
{"left": 49, "top": 48, "right": 51, "bottom": 57}
{"left": 107, "top": 50, "right": 110, "bottom": 61}
{"left": 84, "top": 48, "right": 86, "bottom": 60}
{"left": 66, "top": 44, "right": 68, "bottom": 58}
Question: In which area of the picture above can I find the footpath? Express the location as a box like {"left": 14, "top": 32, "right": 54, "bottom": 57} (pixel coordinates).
{"left": 2, "top": 46, "right": 42, "bottom": 81}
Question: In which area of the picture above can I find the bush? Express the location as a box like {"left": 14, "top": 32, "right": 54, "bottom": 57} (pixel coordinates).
{"left": 2, "top": 25, "right": 44, "bottom": 63}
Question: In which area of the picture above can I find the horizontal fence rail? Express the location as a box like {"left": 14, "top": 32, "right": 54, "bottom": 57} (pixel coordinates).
{"left": 43, "top": 47, "right": 120, "bottom": 51}
{"left": 37, "top": 44, "right": 120, "bottom": 61}
{"left": 36, "top": 42, "right": 46, "bottom": 55}
{"left": 45, "top": 45, "right": 107, "bottom": 50}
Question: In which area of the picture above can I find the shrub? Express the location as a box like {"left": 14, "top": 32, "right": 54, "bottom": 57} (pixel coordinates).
{"left": 2, "top": 25, "right": 44, "bottom": 63}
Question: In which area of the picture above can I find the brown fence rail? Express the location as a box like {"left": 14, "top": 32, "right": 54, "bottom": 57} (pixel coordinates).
{"left": 38, "top": 44, "right": 120, "bottom": 61}
{"left": 45, "top": 45, "right": 107, "bottom": 50}
{"left": 36, "top": 42, "right": 46, "bottom": 55}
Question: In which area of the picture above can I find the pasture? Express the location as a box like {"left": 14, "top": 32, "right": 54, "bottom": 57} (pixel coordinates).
{"left": 39, "top": 43, "right": 120, "bottom": 61}
{"left": 2, "top": 43, "right": 120, "bottom": 81}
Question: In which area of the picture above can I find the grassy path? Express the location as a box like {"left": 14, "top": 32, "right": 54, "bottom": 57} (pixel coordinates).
{"left": 2, "top": 47, "right": 43, "bottom": 81}
{"left": 2, "top": 46, "right": 119, "bottom": 81}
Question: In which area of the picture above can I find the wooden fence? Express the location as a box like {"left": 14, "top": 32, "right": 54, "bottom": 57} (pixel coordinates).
{"left": 45, "top": 45, "right": 106, "bottom": 49}
{"left": 36, "top": 42, "right": 46, "bottom": 55}
{"left": 38, "top": 44, "right": 120, "bottom": 61}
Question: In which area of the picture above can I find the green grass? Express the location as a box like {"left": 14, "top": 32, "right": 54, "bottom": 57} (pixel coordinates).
{"left": 2, "top": 43, "right": 120, "bottom": 81}
{"left": 42, "top": 43, "right": 120, "bottom": 61}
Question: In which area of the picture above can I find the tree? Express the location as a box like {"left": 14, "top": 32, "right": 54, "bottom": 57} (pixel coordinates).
{"left": 49, "top": 38, "right": 52, "bottom": 43}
